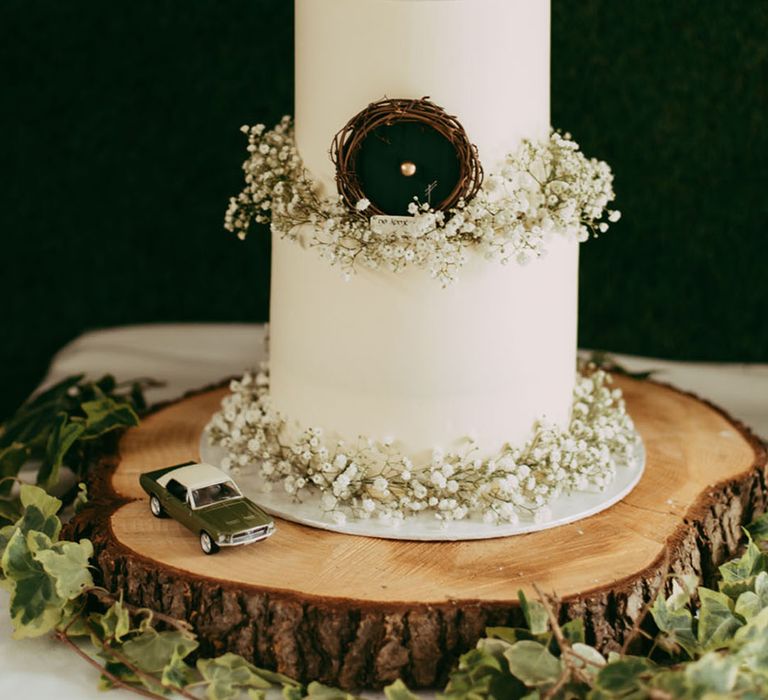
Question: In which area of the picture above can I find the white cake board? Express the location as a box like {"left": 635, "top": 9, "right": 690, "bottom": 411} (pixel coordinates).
{"left": 200, "top": 432, "right": 646, "bottom": 542}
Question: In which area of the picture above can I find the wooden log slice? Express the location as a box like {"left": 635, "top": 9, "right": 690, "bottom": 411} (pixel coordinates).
{"left": 68, "top": 376, "right": 768, "bottom": 690}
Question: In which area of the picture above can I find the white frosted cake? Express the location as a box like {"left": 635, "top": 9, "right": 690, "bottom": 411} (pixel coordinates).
{"left": 275, "top": 0, "right": 574, "bottom": 457}
{"left": 209, "top": 0, "right": 635, "bottom": 528}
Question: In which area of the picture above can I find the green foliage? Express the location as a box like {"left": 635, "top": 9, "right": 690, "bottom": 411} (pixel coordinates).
{"left": 73, "top": 483, "right": 89, "bottom": 513}
{"left": 197, "top": 653, "right": 273, "bottom": 699}
{"left": 0, "top": 374, "right": 148, "bottom": 517}
{"left": 5, "top": 390, "right": 768, "bottom": 699}
{"left": 590, "top": 656, "right": 655, "bottom": 697}
{"left": 518, "top": 590, "right": 550, "bottom": 637}
{"left": 650, "top": 582, "right": 699, "bottom": 658}
{"left": 122, "top": 628, "right": 199, "bottom": 690}
{"left": 697, "top": 588, "right": 741, "bottom": 651}
{"left": 0, "top": 444, "right": 30, "bottom": 496}
{"left": 746, "top": 512, "right": 768, "bottom": 542}
{"left": 561, "top": 618, "right": 585, "bottom": 645}
{"left": 718, "top": 532, "right": 766, "bottom": 598}
{"left": 90, "top": 599, "right": 132, "bottom": 645}
{"left": 384, "top": 680, "right": 420, "bottom": 700}
{"left": 1, "top": 526, "right": 94, "bottom": 639}
{"left": 504, "top": 641, "right": 562, "bottom": 687}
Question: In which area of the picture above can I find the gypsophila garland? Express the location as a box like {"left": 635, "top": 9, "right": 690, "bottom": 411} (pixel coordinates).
{"left": 224, "top": 117, "right": 620, "bottom": 284}
{"left": 205, "top": 367, "right": 638, "bottom": 525}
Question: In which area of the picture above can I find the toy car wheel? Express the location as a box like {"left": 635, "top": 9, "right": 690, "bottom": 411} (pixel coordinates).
{"left": 200, "top": 531, "right": 219, "bottom": 555}
{"left": 149, "top": 495, "right": 165, "bottom": 518}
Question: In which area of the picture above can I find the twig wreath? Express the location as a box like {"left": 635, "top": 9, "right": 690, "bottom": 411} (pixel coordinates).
{"left": 225, "top": 101, "right": 620, "bottom": 283}
{"left": 331, "top": 97, "right": 483, "bottom": 215}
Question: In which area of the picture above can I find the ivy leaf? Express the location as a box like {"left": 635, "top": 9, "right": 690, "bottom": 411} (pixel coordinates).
{"left": 121, "top": 628, "right": 198, "bottom": 690}
{"left": 443, "top": 645, "right": 525, "bottom": 700}
{"left": 79, "top": 396, "right": 139, "bottom": 440}
{"left": 667, "top": 575, "right": 699, "bottom": 610}
{"left": 650, "top": 590, "right": 700, "bottom": 658}
{"left": 464, "top": 642, "right": 506, "bottom": 672}
{"left": 0, "top": 498, "right": 22, "bottom": 526}
{"left": 197, "top": 652, "right": 273, "bottom": 700}
{"left": 646, "top": 669, "right": 694, "bottom": 698}
{"left": 518, "top": 590, "right": 549, "bottom": 636}
{"left": 59, "top": 599, "right": 91, "bottom": 637}
{"left": 697, "top": 588, "right": 742, "bottom": 650}
{"left": 0, "top": 443, "right": 29, "bottom": 496}
{"left": 735, "top": 590, "right": 761, "bottom": 621}
{"left": 304, "top": 681, "right": 360, "bottom": 698}
{"left": 11, "top": 484, "right": 64, "bottom": 542}
{"left": 718, "top": 534, "right": 766, "bottom": 599}
{"left": 733, "top": 612, "right": 768, "bottom": 683}
{"left": 39, "top": 413, "right": 85, "bottom": 489}
{"left": 384, "top": 679, "right": 420, "bottom": 700}
{"left": 593, "top": 656, "right": 655, "bottom": 694}
{"left": 485, "top": 626, "right": 527, "bottom": 645}
{"left": 160, "top": 649, "right": 197, "bottom": 691}
{"left": 31, "top": 537, "right": 94, "bottom": 600}
{"left": 504, "top": 640, "right": 562, "bottom": 687}
{"left": 746, "top": 513, "right": 768, "bottom": 543}
{"left": 245, "top": 666, "right": 301, "bottom": 688}
{"left": 23, "top": 375, "right": 84, "bottom": 413}
{"left": 19, "top": 483, "right": 62, "bottom": 519}
{"left": 281, "top": 686, "right": 305, "bottom": 700}
{"left": 90, "top": 600, "right": 132, "bottom": 645}
{"left": 0, "top": 378, "right": 76, "bottom": 450}
{"left": 755, "top": 570, "right": 768, "bottom": 602}
{"left": 684, "top": 652, "right": 739, "bottom": 694}
{"left": 736, "top": 571, "right": 768, "bottom": 621}
{"left": 562, "top": 618, "right": 585, "bottom": 645}
{"left": 14, "top": 504, "right": 62, "bottom": 542}
{"left": 73, "top": 483, "right": 89, "bottom": 513}
{"left": 0, "top": 524, "right": 15, "bottom": 567}
{"left": 476, "top": 637, "right": 516, "bottom": 661}
{"left": 569, "top": 643, "right": 606, "bottom": 680}
{"left": 1, "top": 529, "right": 65, "bottom": 638}
{"left": 98, "top": 661, "right": 142, "bottom": 691}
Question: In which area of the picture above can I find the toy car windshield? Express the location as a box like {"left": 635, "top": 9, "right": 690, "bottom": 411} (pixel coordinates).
{"left": 190, "top": 480, "right": 242, "bottom": 508}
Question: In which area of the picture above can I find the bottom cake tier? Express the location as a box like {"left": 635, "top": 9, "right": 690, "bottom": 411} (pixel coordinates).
{"left": 205, "top": 364, "right": 640, "bottom": 531}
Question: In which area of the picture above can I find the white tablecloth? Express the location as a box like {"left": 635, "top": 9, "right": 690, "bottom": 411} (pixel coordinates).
{"left": 1, "top": 323, "right": 766, "bottom": 698}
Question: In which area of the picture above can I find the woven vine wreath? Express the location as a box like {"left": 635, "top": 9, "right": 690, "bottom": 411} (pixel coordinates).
{"left": 331, "top": 97, "right": 483, "bottom": 216}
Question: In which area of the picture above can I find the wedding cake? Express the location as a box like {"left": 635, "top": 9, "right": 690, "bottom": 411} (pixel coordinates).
{"left": 209, "top": 0, "right": 635, "bottom": 527}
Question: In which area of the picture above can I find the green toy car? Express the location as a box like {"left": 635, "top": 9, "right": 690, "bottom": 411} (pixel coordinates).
{"left": 139, "top": 461, "right": 275, "bottom": 554}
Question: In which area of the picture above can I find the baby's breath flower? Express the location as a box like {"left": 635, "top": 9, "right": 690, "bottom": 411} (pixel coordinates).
{"left": 206, "top": 365, "right": 638, "bottom": 525}
{"left": 225, "top": 119, "right": 619, "bottom": 284}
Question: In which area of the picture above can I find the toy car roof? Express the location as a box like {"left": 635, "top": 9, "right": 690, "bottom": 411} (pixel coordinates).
{"left": 157, "top": 462, "right": 232, "bottom": 491}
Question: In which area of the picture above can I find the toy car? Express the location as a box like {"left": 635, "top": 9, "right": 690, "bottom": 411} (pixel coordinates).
{"left": 139, "top": 461, "right": 275, "bottom": 554}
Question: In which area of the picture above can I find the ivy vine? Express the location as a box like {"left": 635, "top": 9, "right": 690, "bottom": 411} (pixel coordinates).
{"left": 2, "top": 375, "right": 768, "bottom": 699}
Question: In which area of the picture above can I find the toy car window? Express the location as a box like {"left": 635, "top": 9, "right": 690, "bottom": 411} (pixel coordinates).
{"left": 166, "top": 479, "right": 187, "bottom": 502}
{"left": 190, "top": 481, "right": 241, "bottom": 508}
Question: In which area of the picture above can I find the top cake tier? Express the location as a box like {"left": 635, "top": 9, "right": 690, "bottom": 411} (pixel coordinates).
{"left": 295, "top": 0, "right": 550, "bottom": 193}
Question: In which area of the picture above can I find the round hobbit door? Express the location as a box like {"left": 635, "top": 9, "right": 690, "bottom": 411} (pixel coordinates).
{"left": 332, "top": 97, "right": 482, "bottom": 216}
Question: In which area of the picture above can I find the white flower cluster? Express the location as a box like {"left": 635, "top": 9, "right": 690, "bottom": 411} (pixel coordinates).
{"left": 206, "top": 366, "right": 638, "bottom": 525}
{"left": 224, "top": 118, "right": 619, "bottom": 284}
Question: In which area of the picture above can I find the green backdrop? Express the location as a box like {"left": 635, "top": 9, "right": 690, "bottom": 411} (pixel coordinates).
{"left": 2, "top": 0, "right": 767, "bottom": 420}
